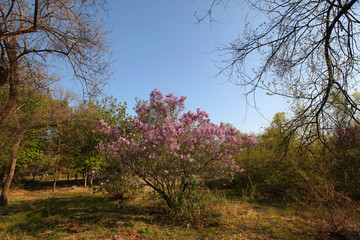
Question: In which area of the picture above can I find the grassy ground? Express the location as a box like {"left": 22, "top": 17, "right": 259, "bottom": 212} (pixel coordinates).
{"left": 0, "top": 184, "right": 358, "bottom": 240}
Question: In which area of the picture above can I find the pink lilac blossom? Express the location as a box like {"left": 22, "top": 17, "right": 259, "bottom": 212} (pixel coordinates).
{"left": 97, "top": 89, "right": 257, "bottom": 185}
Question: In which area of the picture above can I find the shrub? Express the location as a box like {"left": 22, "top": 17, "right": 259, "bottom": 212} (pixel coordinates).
{"left": 166, "top": 190, "right": 227, "bottom": 228}
{"left": 96, "top": 89, "right": 257, "bottom": 209}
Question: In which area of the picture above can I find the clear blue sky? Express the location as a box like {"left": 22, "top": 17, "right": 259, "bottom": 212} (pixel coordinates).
{"left": 99, "top": 0, "right": 288, "bottom": 134}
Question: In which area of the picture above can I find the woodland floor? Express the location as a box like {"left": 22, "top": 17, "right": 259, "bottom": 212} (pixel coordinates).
{"left": 0, "top": 181, "right": 359, "bottom": 239}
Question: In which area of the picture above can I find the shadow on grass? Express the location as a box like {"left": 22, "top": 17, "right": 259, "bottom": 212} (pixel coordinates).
{"left": 0, "top": 193, "right": 166, "bottom": 239}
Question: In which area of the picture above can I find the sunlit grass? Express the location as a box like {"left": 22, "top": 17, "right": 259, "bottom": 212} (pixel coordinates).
{"left": 0, "top": 186, "right": 358, "bottom": 239}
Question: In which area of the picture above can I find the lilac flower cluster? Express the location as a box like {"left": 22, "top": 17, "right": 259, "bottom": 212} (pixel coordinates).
{"left": 96, "top": 89, "right": 257, "bottom": 184}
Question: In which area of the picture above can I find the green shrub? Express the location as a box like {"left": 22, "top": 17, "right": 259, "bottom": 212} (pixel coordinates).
{"left": 95, "top": 170, "right": 144, "bottom": 200}
{"left": 167, "top": 190, "right": 227, "bottom": 228}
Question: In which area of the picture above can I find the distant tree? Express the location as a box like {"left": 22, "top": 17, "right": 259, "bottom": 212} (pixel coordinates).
{"left": 200, "top": 0, "right": 360, "bottom": 144}
{"left": 61, "top": 100, "right": 100, "bottom": 187}
{"left": 61, "top": 97, "right": 128, "bottom": 187}
{"left": 332, "top": 124, "right": 360, "bottom": 197}
{"left": 234, "top": 112, "right": 309, "bottom": 200}
{"left": 0, "top": 0, "right": 109, "bottom": 127}
{"left": 0, "top": 79, "right": 70, "bottom": 206}
{"left": 16, "top": 129, "right": 45, "bottom": 181}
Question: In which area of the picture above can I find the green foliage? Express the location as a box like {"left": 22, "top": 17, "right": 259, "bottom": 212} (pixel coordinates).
{"left": 96, "top": 96, "right": 129, "bottom": 128}
{"left": 61, "top": 97, "right": 128, "bottom": 178}
{"left": 167, "top": 190, "right": 227, "bottom": 228}
{"left": 232, "top": 110, "right": 360, "bottom": 208}
{"left": 0, "top": 85, "right": 71, "bottom": 191}
{"left": 233, "top": 113, "right": 306, "bottom": 202}
{"left": 17, "top": 130, "right": 45, "bottom": 167}
{"left": 328, "top": 141, "right": 360, "bottom": 199}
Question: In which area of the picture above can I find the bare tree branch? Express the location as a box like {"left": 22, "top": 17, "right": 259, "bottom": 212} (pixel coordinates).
{"left": 0, "top": 0, "right": 110, "bottom": 127}
{"left": 205, "top": 0, "right": 360, "bottom": 145}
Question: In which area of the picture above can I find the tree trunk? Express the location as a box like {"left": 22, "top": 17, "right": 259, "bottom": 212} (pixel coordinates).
{"left": 59, "top": 168, "right": 62, "bottom": 180}
{"left": 53, "top": 164, "right": 58, "bottom": 192}
{"left": 141, "top": 177, "right": 173, "bottom": 209}
{"left": 0, "top": 37, "right": 22, "bottom": 206}
{"left": 89, "top": 172, "right": 94, "bottom": 186}
{"left": 32, "top": 173, "right": 36, "bottom": 181}
{"left": 53, "top": 128, "right": 61, "bottom": 192}
{"left": 41, "top": 173, "right": 45, "bottom": 181}
{"left": 0, "top": 131, "right": 23, "bottom": 206}
{"left": 84, "top": 171, "right": 88, "bottom": 187}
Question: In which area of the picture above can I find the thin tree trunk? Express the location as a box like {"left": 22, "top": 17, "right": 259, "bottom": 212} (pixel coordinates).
{"left": 84, "top": 171, "right": 88, "bottom": 187}
{"left": 0, "top": 131, "right": 23, "bottom": 206}
{"left": 53, "top": 129, "right": 61, "bottom": 192}
{"left": 89, "top": 172, "right": 94, "bottom": 186}
{"left": 53, "top": 164, "right": 58, "bottom": 192}
{"left": 32, "top": 173, "right": 36, "bottom": 181}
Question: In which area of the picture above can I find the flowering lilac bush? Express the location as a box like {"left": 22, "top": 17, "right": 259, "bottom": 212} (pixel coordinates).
{"left": 96, "top": 89, "right": 257, "bottom": 208}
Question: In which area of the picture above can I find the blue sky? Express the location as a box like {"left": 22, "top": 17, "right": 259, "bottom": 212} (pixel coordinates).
{"left": 97, "top": 0, "right": 288, "bottom": 134}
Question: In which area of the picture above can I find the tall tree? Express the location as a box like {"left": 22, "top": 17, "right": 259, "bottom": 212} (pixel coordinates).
{"left": 201, "top": 0, "right": 360, "bottom": 144}
{"left": 61, "top": 97, "right": 128, "bottom": 187}
{"left": 0, "top": 0, "right": 109, "bottom": 127}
